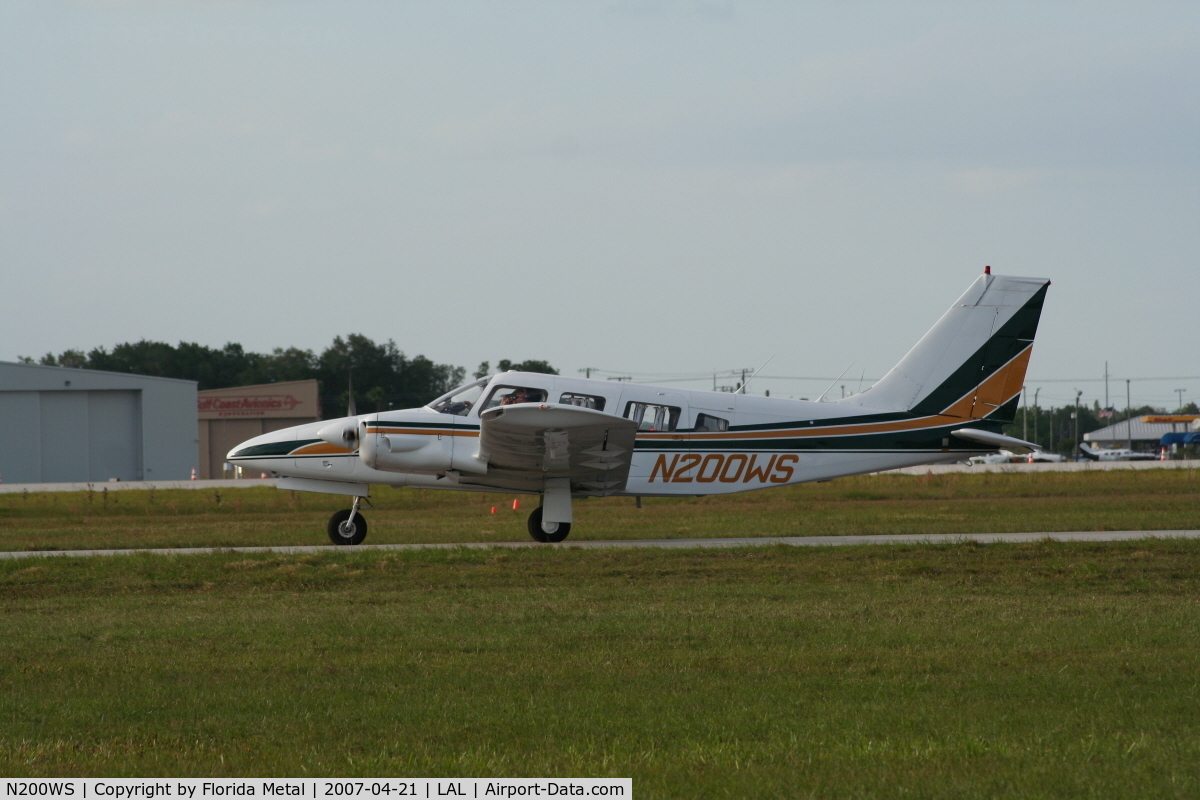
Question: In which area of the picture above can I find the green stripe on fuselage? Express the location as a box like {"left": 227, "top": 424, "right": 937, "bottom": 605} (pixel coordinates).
{"left": 229, "top": 438, "right": 322, "bottom": 458}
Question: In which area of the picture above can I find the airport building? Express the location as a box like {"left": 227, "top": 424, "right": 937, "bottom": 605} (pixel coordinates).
{"left": 1084, "top": 415, "right": 1200, "bottom": 450}
{"left": 0, "top": 361, "right": 197, "bottom": 483}
{"left": 198, "top": 379, "right": 320, "bottom": 478}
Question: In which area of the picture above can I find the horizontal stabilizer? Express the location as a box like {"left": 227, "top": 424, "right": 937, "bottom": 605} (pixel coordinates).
{"left": 951, "top": 428, "right": 1038, "bottom": 454}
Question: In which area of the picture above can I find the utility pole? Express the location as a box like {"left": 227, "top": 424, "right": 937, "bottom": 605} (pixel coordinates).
{"left": 1104, "top": 361, "right": 1109, "bottom": 408}
{"left": 1022, "top": 385, "right": 1028, "bottom": 441}
{"left": 1074, "top": 390, "right": 1083, "bottom": 456}
{"left": 1033, "top": 388, "right": 1041, "bottom": 449}
{"left": 1176, "top": 388, "right": 1186, "bottom": 410}
{"left": 1126, "top": 379, "right": 1132, "bottom": 450}
{"left": 579, "top": 367, "right": 598, "bottom": 380}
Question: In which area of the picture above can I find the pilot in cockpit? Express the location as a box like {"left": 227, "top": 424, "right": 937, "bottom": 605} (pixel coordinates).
{"left": 500, "top": 387, "right": 545, "bottom": 405}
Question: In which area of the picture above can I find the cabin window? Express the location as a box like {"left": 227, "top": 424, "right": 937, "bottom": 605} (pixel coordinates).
{"left": 560, "top": 392, "right": 606, "bottom": 411}
{"left": 624, "top": 401, "right": 680, "bottom": 432}
{"left": 483, "top": 385, "right": 549, "bottom": 410}
{"left": 694, "top": 413, "right": 729, "bottom": 432}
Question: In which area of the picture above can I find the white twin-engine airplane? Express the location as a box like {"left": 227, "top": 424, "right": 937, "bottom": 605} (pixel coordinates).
{"left": 228, "top": 269, "right": 1050, "bottom": 544}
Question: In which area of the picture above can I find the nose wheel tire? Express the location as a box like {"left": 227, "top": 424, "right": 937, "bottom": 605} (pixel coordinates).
{"left": 327, "top": 508, "right": 368, "bottom": 545}
{"left": 527, "top": 506, "right": 571, "bottom": 543}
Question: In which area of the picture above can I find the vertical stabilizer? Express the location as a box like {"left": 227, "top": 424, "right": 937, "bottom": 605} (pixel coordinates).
{"left": 839, "top": 272, "right": 1050, "bottom": 420}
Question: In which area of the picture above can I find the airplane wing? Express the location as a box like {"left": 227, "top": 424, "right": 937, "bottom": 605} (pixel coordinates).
{"left": 474, "top": 403, "right": 639, "bottom": 494}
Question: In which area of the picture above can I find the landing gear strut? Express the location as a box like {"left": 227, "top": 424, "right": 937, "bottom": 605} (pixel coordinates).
{"left": 327, "top": 496, "right": 368, "bottom": 545}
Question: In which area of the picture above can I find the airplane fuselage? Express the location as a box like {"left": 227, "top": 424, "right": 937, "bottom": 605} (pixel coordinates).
{"left": 229, "top": 372, "right": 1001, "bottom": 498}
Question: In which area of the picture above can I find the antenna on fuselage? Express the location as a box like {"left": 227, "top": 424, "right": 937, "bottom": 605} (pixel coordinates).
{"left": 738, "top": 354, "right": 776, "bottom": 394}
{"left": 817, "top": 363, "right": 854, "bottom": 403}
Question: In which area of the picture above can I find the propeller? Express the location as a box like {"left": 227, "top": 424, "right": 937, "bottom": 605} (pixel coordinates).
{"left": 315, "top": 369, "right": 362, "bottom": 450}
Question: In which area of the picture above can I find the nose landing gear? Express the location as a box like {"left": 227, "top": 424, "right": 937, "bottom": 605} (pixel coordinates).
{"left": 327, "top": 496, "right": 368, "bottom": 545}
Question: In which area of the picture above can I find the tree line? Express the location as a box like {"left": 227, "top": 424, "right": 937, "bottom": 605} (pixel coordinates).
{"left": 23, "top": 336, "right": 557, "bottom": 418}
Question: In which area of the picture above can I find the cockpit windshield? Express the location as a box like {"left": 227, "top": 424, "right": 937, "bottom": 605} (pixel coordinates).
{"left": 427, "top": 378, "right": 487, "bottom": 417}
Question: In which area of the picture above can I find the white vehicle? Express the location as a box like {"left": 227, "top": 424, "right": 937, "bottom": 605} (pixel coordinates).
{"left": 969, "top": 449, "right": 1067, "bottom": 465}
{"left": 1079, "top": 443, "right": 1158, "bottom": 461}
{"left": 228, "top": 269, "right": 1050, "bottom": 543}
{"left": 1027, "top": 450, "right": 1067, "bottom": 463}
{"left": 969, "top": 449, "right": 1025, "bottom": 465}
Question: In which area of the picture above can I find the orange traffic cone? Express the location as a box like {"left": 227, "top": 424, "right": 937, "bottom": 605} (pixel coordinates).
{"left": 490, "top": 506, "right": 497, "bottom": 514}
{"left": 190, "top": 468, "right": 198, "bottom": 480}
{"left": 512, "top": 498, "right": 520, "bottom": 511}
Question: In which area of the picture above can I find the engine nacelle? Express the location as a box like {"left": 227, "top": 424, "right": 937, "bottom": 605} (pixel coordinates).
{"left": 360, "top": 428, "right": 454, "bottom": 475}
{"left": 318, "top": 414, "right": 488, "bottom": 476}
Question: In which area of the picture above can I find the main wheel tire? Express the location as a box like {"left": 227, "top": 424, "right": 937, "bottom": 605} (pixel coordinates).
{"left": 527, "top": 506, "right": 571, "bottom": 543}
{"left": 327, "top": 508, "right": 368, "bottom": 545}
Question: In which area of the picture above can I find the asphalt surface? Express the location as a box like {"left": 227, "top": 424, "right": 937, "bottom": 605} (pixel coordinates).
{"left": 1, "top": 530, "right": 1198, "bottom": 560}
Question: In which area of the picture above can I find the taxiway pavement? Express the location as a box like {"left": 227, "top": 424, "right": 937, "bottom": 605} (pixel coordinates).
{"left": 1, "top": 530, "right": 1197, "bottom": 560}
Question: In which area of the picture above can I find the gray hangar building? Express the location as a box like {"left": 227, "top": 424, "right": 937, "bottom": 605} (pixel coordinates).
{"left": 0, "top": 361, "right": 198, "bottom": 484}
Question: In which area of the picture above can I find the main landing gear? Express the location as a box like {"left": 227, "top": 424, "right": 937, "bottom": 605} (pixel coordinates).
{"left": 527, "top": 506, "right": 571, "bottom": 543}
{"left": 327, "top": 496, "right": 368, "bottom": 545}
{"left": 527, "top": 479, "right": 573, "bottom": 543}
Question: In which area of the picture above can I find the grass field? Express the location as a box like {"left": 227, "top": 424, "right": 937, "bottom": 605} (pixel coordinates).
{"left": 2, "top": 470, "right": 1199, "bottom": 796}
{"left": 0, "top": 468, "right": 1197, "bottom": 551}
{"left": 3, "top": 541, "right": 1200, "bottom": 797}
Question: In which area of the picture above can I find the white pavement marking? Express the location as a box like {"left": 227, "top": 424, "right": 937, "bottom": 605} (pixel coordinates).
{"left": 1, "top": 531, "right": 1198, "bottom": 560}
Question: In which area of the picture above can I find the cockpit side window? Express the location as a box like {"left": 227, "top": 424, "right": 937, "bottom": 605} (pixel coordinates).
{"left": 624, "top": 401, "right": 680, "bottom": 432}
{"left": 483, "top": 385, "right": 549, "bottom": 410}
{"left": 428, "top": 379, "right": 487, "bottom": 417}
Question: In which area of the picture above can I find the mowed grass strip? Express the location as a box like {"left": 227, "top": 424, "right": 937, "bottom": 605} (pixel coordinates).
{"left": 0, "top": 468, "right": 1197, "bottom": 551}
{"left": 2, "top": 541, "right": 1200, "bottom": 798}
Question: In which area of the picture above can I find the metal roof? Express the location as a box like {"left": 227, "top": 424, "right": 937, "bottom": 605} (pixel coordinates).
{"left": 1085, "top": 418, "right": 1194, "bottom": 443}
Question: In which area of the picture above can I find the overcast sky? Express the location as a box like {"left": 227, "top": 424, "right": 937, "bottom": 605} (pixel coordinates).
{"left": 2, "top": 1, "right": 1197, "bottom": 410}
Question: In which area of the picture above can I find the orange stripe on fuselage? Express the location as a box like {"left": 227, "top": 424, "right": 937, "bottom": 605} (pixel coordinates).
{"left": 364, "top": 427, "right": 479, "bottom": 438}
{"left": 292, "top": 442, "right": 354, "bottom": 456}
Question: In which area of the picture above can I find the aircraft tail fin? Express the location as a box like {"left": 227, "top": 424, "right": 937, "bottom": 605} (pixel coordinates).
{"left": 839, "top": 271, "right": 1050, "bottom": 421}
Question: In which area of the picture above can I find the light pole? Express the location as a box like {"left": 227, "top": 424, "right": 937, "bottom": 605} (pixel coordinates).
{"left": 1176, "top": 389, "right": 1187, "bottom": 410}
